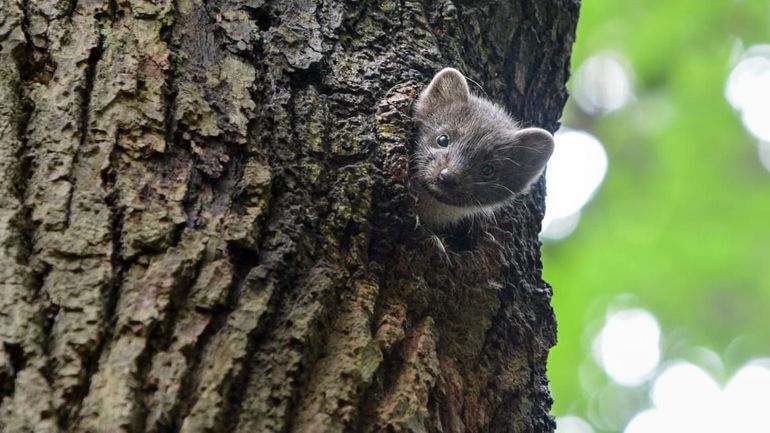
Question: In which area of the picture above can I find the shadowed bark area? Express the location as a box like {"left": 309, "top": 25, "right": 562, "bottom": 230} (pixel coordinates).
{"left": 0, "top": 0, "right": 578, "bottom": 432}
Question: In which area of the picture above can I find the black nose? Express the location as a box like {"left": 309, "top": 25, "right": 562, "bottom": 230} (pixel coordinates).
{"left": 438, "top": 167, "right": 459, "bottom": 186}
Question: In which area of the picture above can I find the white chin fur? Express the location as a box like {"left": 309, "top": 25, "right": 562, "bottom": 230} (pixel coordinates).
{"left": 415, "top": 189, "right": 507, "bottom": 228}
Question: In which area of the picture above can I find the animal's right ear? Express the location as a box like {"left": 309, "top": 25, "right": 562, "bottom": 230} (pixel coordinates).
{"left": 413, "top": 68, "right": 470, "bottom": 120}
{"left": 511, "top": 127, "right": 555, "bottom": 176}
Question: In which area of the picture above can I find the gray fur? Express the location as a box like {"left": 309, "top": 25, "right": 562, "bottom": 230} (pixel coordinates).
{"left": 411, "top": 68, "right": 554, "bottom": 228}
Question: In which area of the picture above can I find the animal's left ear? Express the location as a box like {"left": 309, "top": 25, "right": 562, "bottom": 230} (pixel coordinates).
{"left": 413, "top": 68, "right": 470, "bottom": 121}
{"left": 512, "top": 127, "right": 555, "bottom": 174}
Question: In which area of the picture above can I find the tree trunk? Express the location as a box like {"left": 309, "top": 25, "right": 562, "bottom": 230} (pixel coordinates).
{"left": 0, "top": 0, "right": 578, "bottom": 432}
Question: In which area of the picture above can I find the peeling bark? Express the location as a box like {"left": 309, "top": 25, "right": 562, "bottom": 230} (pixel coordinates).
{"left": 0, "top": 0, "right": 578, "bottom": 432}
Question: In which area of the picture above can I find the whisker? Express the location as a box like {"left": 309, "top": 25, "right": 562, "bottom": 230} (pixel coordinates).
{"left": 485, "top": 157, "right": 522, "bottom": 167}
{"left": 473, "top": 199, "right": 499, "bottom": 226}
{"left": 489, "top": 184, "right": 517, "bottom": 196}
{"left": 505, "top": 144, "right": 545, "bottom": 151}
{"left": 470, "top": 181, "right": 518, "bottom": 197}
{"left": 462, "top": 73, "right": 490, "bottom": 99}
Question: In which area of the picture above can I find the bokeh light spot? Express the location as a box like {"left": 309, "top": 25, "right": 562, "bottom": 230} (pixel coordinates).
{"left": 624, "top": 409, "right": 676, "bottom": 433}
{"left": 541, "top": 129, "right": 608, "bottom": 241}
{"left": 725, "top": 45, "right": 770, "bottom": 142}
{"left": 595, "top": 309, "right": 661, "bottom": 386}
{"left": 758, "top": 141, "right": 770, "bottom": 172}
{"left": 541, "top": 211, "right": 581, "bottom": 241}
{"left": 651, "top": 362, "right": 720, "bottom": 411}
{"left": 555, "top": 415, "right": 595, "bottom": 433}
{"left": 624, "top": 360, "right": 770, "bottom": 433}
{"left": 723, "top": 362, "right": 770, "bottom": 433}
{"left": 572, "top": 52, "right": 634, "bottom": 115}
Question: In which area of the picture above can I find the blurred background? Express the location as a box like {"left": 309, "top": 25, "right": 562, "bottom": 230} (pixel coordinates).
{"left": 541, "top": 0, "right": 770, "bottom": 432}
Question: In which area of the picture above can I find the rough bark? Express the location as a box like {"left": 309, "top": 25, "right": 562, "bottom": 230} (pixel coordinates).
{"left": 0, "top": 0, "right": 578, "bottom": 432}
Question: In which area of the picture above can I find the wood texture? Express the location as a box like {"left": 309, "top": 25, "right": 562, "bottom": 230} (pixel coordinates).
{"left": 0, "top": 0, "right": 578, "bottom": 431}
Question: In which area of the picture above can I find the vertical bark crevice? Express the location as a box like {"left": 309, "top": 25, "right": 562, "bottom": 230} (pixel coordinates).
{"left": 64, "top": 17, "right": 104, "bottom": 234}
{"left": 158, "top": 253, "right": 241, "bottom": 432}
{"left": 0, "top": 0, "right": 61, "bottom": 429}
{"left": 0, "top": 342, "right": 24, "bottom": 397}
{"left": 134, "top": 241, "right": 209, "bottom": 433}
{"left": 174, "top": 193, "right": 319, "bottom": 431}
{"left": 16, "top": 0, "right": 41, "bottom": 271}
{"left": 160, "top": 0, "right": 179, "bottom": 147}
{"left": 228, "top": 263, "right": 343, "bottom": 433}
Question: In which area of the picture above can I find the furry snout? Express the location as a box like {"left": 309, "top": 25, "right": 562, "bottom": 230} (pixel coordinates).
{"left": 427, "top": 154, "right": 460, "bottom": 187}
{"left": 425, "top": 156, "right": 467, "bottom": 200}
{"left": 438, "top": 167, "right": 460, "bottom": 187}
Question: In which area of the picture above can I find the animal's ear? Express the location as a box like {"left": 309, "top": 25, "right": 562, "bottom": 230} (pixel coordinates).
{"left": 511, "top": 127, "right": 555, "bottom": 175}
{"left": 413, "top": 68, "right": 470, "bottom": 120}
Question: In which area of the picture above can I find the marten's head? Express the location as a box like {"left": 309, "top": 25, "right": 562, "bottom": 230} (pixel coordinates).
{"left": 411, "top": 68, "right": 554, "bottom": 216}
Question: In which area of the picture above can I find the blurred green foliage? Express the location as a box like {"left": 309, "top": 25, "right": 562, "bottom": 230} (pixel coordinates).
{"left": 545, "top": 0, "right": 770, "bottom": 428}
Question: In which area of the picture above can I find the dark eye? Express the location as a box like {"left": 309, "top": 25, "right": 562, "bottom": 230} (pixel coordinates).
{"left": 481, "top": 163, "right": 495, "bottom": 178}
{"left": 436, "top": 135, "right": 449, "bottom": 147}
